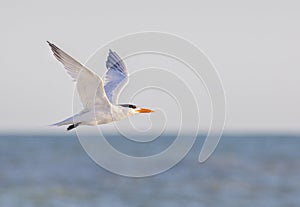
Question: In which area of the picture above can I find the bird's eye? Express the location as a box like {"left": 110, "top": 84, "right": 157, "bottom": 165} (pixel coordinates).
{"left": 129, "top": 104, "right": 137, "bottom": 109}
{"left": 119, "top": 104, "right": 137, "bottom": 109}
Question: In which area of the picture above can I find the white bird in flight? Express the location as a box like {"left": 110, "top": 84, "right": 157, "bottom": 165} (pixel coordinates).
{"left": 47, "top": 41, "right": 154, "bottom": 131}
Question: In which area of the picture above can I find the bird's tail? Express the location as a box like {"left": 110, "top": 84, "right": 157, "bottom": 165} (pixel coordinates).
{"left": 51, "top": 116, "right": 74, "bottom": 127}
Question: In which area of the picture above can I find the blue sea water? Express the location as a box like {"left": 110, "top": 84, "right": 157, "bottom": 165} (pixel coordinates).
{"left": 0, "top": 134, "right": 299, "bottom": 207}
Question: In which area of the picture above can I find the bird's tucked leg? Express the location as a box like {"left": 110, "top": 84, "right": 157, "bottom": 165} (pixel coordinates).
{"left": 67, "top": 123, "right": 80, "bottom": 131}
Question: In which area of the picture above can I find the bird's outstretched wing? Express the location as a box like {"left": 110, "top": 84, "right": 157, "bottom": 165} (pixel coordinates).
{"left": 47, "top": 41, "right": 111, "bottom": 110}
{"left": 104, "top": 49, "right": 128, "bottom": 104}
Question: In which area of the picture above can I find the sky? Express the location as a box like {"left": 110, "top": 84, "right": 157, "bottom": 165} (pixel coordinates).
{"left": 0, "top": 0, "right": 299, "bottom": 133}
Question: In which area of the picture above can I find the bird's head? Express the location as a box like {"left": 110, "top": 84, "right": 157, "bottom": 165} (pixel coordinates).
{"left": 119, "top": 104, "right": 154, "bottom": 115}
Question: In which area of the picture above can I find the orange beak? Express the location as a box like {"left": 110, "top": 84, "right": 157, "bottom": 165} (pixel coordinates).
{"left": 135, "top": 108, "right": 154, "bottom": 113}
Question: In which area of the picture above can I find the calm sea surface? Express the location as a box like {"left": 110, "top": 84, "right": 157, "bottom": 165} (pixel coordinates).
{"left": 0, "top": 134, "right": 299, "bottom": 207}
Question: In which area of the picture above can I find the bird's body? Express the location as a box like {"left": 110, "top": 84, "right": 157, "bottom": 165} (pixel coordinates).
{"left": 55, "top": 105, "right": 134, "bottom": 126}
{"left": 47, "top": 41, "right": 153, "bottom": 130}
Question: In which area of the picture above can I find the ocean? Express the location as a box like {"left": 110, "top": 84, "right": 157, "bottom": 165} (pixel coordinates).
{"left": 0, "top": 134, "right": 299, "bottom": 207}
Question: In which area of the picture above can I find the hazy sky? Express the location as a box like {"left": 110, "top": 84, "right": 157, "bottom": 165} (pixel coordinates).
{"left": 1, "top": 0, "right": 299, "bottom": 133}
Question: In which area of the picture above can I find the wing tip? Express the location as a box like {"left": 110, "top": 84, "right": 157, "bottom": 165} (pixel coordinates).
{"left": 47, "top": 41, "right": 61, "bottom": 57}
{"left": 47, "top": 40, "right": 56, "bottom": 50}
{"left": 47, "top": 40, "right": 53, "bottom": 47}
{"left": 47, "top": 41, "right": 59, "bottom": 50}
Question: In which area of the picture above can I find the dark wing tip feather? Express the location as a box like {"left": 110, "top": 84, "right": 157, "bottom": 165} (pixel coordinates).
{"left": 47, "top": 41, "right": 57, "bottom": 50}
{"left": 47, "top": 41, "right": 65, "bottom": 62}
{"left": 106, "top": 49, "right": 127, "bottom": 75}
{"left": 47, "top": 41, "right": 57, "bottom": 52}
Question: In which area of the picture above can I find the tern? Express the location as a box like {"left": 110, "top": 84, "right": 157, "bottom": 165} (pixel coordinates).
{"left": 47, "top": 41, "right": 154, "bottom": 131}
